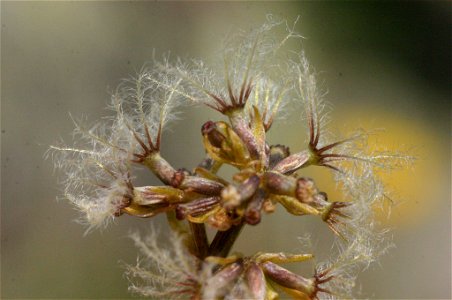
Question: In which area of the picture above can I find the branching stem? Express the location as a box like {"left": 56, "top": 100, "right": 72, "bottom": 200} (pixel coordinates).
{"left": 208, "top": 223, "right": 244, "bottom": 257}
{"left": 189, "top": 222, "right": 209, "bottom": 260}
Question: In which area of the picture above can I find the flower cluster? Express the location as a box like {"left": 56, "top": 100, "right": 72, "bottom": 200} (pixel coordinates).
{"left": 50, "top": 15, "right": 408, "bottom": 299}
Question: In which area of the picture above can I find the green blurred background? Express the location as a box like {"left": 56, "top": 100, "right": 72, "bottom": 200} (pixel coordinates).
{"left": 2, "top": 2, "right": 450, "bottom": 299}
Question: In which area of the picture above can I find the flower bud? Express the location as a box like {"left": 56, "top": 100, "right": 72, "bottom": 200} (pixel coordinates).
{"left": 263, "top": 171, "right": 297, "bottom": 196}
{"left": 272, "top": 195, "right": 319, "bottom": 216}
{"left": 202, "top": 121, "right": 251, "bottom": 167}
{"left": 263, "top": 172, "right": 321, "bottom": 204}
{"left": 143, "top": 153, "right": 176, "bottom": 185}
{"left": 272, "top": 150, "right": 310, "bottom": 174}
{"left": 202, "top": 121, "right": 226, "bottom": 148}
{"left": 179, "top": 175, "right": 225, "bottom": 195}
{"left": 121, "top": 201, "right": 172, "bottom": 218}
{"left": 133, "top": 186, "right": 184, "bottom": 205}
{"left": 255, "top": 252, "right": 313, "bottom": 264}
{"left": 222, "top": 175, "right": 260, "bottom": 210}
{"left": 261, "top": 261, "right": 315, "bottom": 296}
{"left": 194, "top": 167, "right": 229, "bottom": 186}
{"left": 203, "top": 261, "right": 244, "bottom": 299}
{"left": 175, "top": 196, "right": 220, "bottom": 220}
{"left": 227, "top": 109, "right": 260, "bottom": 159}
{"left": 249, "top": 106, "right": 269, "bottom": 169}
{"left": 120, "top": 185, "right": 183, "bottom": 218}
{"left": 244, "top": 188, "right": 266, "bottom": 225}
{"left": 245, "top": 262, "right": 266, "bottom": 300}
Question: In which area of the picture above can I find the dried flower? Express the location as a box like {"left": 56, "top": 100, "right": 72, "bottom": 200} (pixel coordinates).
{"left": 50, "top": 14, "right": 410, "bottom": 299}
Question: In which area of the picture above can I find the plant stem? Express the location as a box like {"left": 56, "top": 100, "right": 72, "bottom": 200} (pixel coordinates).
{"left": 189, "top": 221, "right": 209, "bottom": 259}
{"left": 208, "top": 223, "right": 244, "bottom": 257}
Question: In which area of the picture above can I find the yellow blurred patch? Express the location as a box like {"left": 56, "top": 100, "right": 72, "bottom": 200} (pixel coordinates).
{"left": 272, "top": 107, "right": 445, "bottom": 229}
{"left": 328, "top": 108, "right": 445, "bottom": 228}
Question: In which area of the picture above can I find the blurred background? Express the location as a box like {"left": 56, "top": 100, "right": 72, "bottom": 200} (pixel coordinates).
{"left": 1, "top": 2, "right": 450, "bottom": 299}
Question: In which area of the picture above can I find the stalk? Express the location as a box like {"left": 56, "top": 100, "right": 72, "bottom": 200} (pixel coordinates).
{"left": 208, "top": 223, "right": 244, "bottom": 257}
{"left": 189, "top": 222, "right": 209, "bottom": 259}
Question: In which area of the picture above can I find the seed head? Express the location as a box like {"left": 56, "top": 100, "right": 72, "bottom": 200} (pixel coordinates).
{"left": 49, "top": 14, "right": 410, "bottom": 299}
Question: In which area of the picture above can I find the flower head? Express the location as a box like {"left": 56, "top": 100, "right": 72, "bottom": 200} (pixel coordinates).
{"left": 50, "top": 15, "right": 410, "bottom": 299}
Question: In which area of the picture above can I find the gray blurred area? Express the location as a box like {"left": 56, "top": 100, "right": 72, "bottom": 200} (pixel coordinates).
{"left": 1, "top": 2, "right": 450, "bottom": 299}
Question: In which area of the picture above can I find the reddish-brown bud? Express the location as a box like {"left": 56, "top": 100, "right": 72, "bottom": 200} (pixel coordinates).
{"left": 143, "top": 153, "right": 177, "bottom": 185}
{"left": 239, "top": 175, "right": 261, "bottom": 201}
{"left": 203, "top": 261, "right": 244, "bottom": 299}
{"left": 202, "top": 121, "right": 251, "bottom": 167}
{"left": 202, "top": 121, "right": 226, "bottom": 148}
{"left": 222, "top": 175, "right": 260, "bottom": 210}
{"left": 245, "top": 262, "right": 266, "bottom": 300}
{"left": 175, "top": 196, "right": 220, "bottom": 220}
{"left": 133, "top": 186, "right": 184, "bottom": 205}
{"left": 172, "top": 172, "right": 225, "bottom": 196}
{"left": 272, "top": 150, "right": 310, "bottom": 174}
{"left": 228, "top": 110, "right": 260, "bottom": 159}
{"left": 263, "top": 171, "right": 297, "bottom": 196}
{"left": 261, "top": 261, "right": 315, "bottom": 296}
{"left": 245, "top": 188, "right": 266, "bottom": 225}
